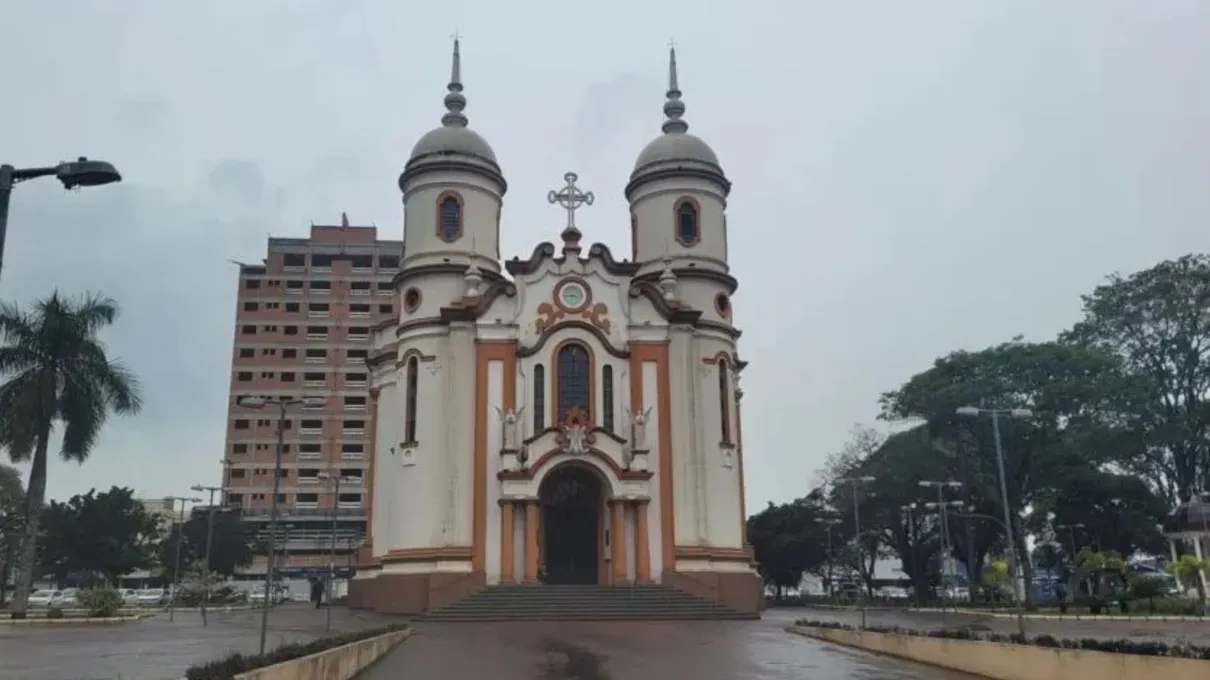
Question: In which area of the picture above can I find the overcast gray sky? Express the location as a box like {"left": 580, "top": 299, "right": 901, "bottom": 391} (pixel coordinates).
{"left": 1, "top": 1, "right": 1208, "bottom": 510}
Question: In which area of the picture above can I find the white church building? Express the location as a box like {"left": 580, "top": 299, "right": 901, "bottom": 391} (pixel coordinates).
{"left": 346, "top": 41, "right": 759, "bottom": 616}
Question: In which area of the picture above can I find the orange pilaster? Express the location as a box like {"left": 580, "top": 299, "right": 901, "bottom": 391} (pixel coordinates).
{"left": 634, "top": 500, "right": 651, "bottom": 583}
{"left": 524, "top": 501, "right": 540, "bottom": 582}
{"left": 611, "top": 501, "right": 627, "bottom": 584}
{"left": 500, "top": 500, "right": 516, "bottom": 583}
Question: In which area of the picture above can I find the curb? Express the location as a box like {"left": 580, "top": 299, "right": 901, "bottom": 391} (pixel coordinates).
{"left": 0, "top": 612, "right": 158, "bottom": 625}
{"left": 907, "top": 607, "right": 1208, "bottom": 622}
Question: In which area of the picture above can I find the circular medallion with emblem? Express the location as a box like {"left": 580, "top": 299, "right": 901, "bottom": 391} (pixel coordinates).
{"left": 554, "top": 278, "right": 591, "bottom": 313}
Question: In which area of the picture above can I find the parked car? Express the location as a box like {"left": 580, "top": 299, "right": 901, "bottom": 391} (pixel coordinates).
{"left": 57, "top": 588, "right": 79, "bottom": 608}
{"left": 134, "top": 589, "right": 167, "bottom": 606}
{"left": 27, "top": 589, "right": 61, "bottom": 608}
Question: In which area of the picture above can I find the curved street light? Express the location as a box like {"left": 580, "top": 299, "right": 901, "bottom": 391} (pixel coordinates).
{"left": 0, "top": 157, "right": 123, "bottom": 285}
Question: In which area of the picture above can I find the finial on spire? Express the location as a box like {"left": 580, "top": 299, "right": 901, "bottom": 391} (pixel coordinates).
{"left": 442, "top": 35, "right": 468, "bottom": 128}
{"left": 661, "top": 44, "right": 688, "bottom": 134}
{"left": 340, "top": 211, "right": 349, "bottom": 228}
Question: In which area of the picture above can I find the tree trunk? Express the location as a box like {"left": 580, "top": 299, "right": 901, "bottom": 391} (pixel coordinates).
{"left": 1012, "top": 519, "right": 1036, "bottom": 610}
{"left": 8, "top": 429, "right": 50, "bottom": 620}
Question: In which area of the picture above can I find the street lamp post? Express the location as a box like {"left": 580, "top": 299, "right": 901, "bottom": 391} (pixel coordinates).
{"left": 840, "top": 476, "right": 876, "bottom": 627}
{"left": 237, "top": 394, "right": 322, "bottom": 655}
{"left": 190, "top": 484, "right": 222, "bottom": 626}
{"left": 0, "top": 158, "right": 122, "bottom": 286}
{"left": 901, "top": 503, "right": 920, "bottom": 603}
{"left": 957, "top": 404, "right": 1033, "bottom": 637}
{"left": 821, "top": 517, "right": 842, "bottom": 598}
{"left": 317, "top": 471, "right": 353, "bottom": 632}
{"left": 165, "top": 495, "right": 202, "bottom": 623}
{"left": 920, "top": 480, "right": 963, "bottom": 619}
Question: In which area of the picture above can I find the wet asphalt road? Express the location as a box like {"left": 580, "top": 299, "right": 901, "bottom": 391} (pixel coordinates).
{"left": 362, "top": 609, "right": 982, "bottom": 680}
{"left": 0, "top": 604, "right": 402, "bottom": 680}
{"left": 6, "top": 604, "right": 1209, "bottom": 679}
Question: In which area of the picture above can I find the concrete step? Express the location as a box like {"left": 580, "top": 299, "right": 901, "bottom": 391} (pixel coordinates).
{"left": 420, "top": 584, "right": 754, "bottom": 622}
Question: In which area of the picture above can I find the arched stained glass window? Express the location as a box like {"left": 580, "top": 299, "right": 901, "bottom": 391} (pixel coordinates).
{"left": 438, "top": 195, "right": 462, "bottom": 242}
{"left": 602, "top": 365, "right": 615, "bottom": 432}
{"left": 556, "top": 344, "right": 591, "bottom": 423}
{"left": 676, "top": 200, "right": 699, "bottom": 244}
{"left": 719, "top": 360, "right": 732, "bottom": 444}
{"left": 533, "top": 364, "right": 546, "bottom": 431}
{"left": 405, "top": 356, "right": 419, "bottom": 443}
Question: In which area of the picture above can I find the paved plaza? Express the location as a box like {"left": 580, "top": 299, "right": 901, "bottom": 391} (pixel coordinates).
{"left": 7, "top": 604, "right": 1210, "bottom": 680}
{"left": 0, "top": 604, "right": 402, "bottom": 680}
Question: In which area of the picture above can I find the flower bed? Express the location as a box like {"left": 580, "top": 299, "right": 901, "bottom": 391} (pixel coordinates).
{"left": 795, "top": 619, "right": 1210, "bottom": 660}
{"left": 185, "top": 622, "right": 409, "bottom": 680}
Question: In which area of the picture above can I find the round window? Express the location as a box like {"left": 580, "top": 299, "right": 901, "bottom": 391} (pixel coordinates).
{"left": 715, "top": 293, "right": 731, "bottom": 318}
{"left": 403, "top": 288, "right": 422, "bottom": 314}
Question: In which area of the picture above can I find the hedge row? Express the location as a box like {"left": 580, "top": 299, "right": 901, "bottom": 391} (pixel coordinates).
{"left": 795, "top": 619, "right": 1210, "bottom": 660}
{"left": 185, "top": 622, "right": 409, "bottom": 680}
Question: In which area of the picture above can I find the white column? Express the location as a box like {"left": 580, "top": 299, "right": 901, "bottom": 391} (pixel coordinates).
{"left": 1193, "top": 535, "right": 1208, "bottom": 592}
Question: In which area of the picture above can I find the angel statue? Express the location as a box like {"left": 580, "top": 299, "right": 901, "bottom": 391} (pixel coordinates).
{"left": 626, "top": 406, "right": 653, "bottom": 451}
{"left": 494, "top": 406, "right": 526, "bottom": 451}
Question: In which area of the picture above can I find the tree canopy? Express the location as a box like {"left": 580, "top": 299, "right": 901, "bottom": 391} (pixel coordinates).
{"left": 38, "top": 486, "right": 159, "bottom": 585}
{"left": 157, "top": 507, "right": 254, "bottom": 581}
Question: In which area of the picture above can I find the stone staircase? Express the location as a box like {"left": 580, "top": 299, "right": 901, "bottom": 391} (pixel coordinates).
{"left": 420, "top": 584, "right": 755, "bottom": 622}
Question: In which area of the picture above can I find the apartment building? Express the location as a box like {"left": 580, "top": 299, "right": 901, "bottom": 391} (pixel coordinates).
{"left": 222, "top": 217, "right": 402, "bottom": 577}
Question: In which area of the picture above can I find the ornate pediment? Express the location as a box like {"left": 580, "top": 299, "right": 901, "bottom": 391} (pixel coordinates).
{"left": 554, "top": 406, "right": 595, "bottom": 456}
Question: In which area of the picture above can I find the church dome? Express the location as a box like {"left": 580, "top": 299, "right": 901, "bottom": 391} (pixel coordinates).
{"left": 400, "top": 39, "right": 505, "bottom": 192}
{"left": 628, "top": 47, "right": 727, "bottom": 193}
{"left": 633, "top": 131, "right": 719, "bottom": 172}
{"left": 410, "top": 125, "right": 497, "bottom": 163}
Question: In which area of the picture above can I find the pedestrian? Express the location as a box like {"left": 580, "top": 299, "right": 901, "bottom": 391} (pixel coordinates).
{"left": 310, "top": 577, "right": 324, "bottom": 609}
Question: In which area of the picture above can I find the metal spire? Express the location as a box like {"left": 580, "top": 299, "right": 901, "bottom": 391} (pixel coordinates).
{"left": 661, "top": 45, "right": 688, "bottom": 134}
{"left": 441, "top": 36, "right": 468, "bottom": 128}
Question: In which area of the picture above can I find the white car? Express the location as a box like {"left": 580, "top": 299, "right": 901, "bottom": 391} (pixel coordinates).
{"left": 58, "top": 588, "right": 80, "bottom": 608}
{"left": 134, "top": 589, "right": 166, "bottom": 606}
{"left": 117, "top": 589, "right": 140, "bottom": 606}
{"left": 27, "top": 589, "right": 61, "bottom": 608}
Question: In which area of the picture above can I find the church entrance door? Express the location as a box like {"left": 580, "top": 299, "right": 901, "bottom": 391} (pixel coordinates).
{"left": 539, "top": 465, "right": 603, "bottom": 585}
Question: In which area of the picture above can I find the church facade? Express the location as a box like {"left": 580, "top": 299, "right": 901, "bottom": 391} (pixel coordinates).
{"left": 347, "top": 41, "right": 759, "bottom": 616}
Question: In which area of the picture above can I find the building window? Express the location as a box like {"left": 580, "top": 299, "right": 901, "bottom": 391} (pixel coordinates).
{"left": 533, "top": 364, "right": 546, "bottom": 431}
{"left": 556, "top": 343, "right": 591, "bottom": 423}
{"left": 404, "top": 356, "right": 419, "bottom": 443}
{"left": 715, "top": 293, "right": 731, "bottom": 319}
{"left": 675, "top": 198, "right": 700, "bottom": 246}
{"left": 719, "top": 360, "right": 732, "bottom": 444}
{"left": 437, "top": 192, "right": 463, "bottom": 242}
{"left": 403, "top": 288, "right": 422, "bottom": 314}
{"left": 602, "top": 365, "right": 615, "bottom": 432}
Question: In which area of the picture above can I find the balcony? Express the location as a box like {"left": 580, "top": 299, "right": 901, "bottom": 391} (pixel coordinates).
{"left": 286, "top": 286, "right": 304, "bottom": 296}
{"left": 305, "top": 355, "right": 326, "bottom": 364}
{"left": 342, "top": 428, "right": 365, "bottom": 436}
{"left": 306, "top": 331, "right": 328, "bottom": 341}
{"left": 350, "top": 288, "right": 371, "bottom": 297}
{"left": 303, "top": 399, "right": 325, "bottom": 410}
{"left": 299, "top": 426, "right": 323, "bottom": 436}
{"left": 340, "top": 451, "right": 364, "bottom": 461}
{"left": 241, "top": 506, "right": 364, "bottom": 518}
{"left": 343, "top": 403, "right": 366, "bottom": 412}
{"left": 297, "top": 450, "right": 322, "bottom": 460}
{"left": 297, "top": 476, "right": 320, "bottom": 485}
{"left": 294, "top": 501, "right": 319, "bottom": 510}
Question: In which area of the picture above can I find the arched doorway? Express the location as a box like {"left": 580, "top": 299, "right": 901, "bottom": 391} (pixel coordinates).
{"left": 539, "top": 464, "right": 605, "bottom": 585}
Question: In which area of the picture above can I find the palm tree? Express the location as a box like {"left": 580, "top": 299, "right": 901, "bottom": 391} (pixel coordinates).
{"left": 0, "top": 292, "right": 141, "bottom": 618}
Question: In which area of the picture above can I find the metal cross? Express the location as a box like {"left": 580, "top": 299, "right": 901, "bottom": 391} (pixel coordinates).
{"left": 547, "top": 172, "right": 594, "bottom": 230}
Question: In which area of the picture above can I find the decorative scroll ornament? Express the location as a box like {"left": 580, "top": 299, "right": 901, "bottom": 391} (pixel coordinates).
{"left": 555, "top": 406, "right": 595, "bottom": 456}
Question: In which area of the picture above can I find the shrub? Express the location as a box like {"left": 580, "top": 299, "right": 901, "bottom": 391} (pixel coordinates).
{"left": 184, "top": 622, "right": 409, "bottom": 680}
{"left": 46, "top": 606, "right": 64, "bottom": 619}
{"left": 77, "top": 586, "right": 123, "bottom": 618}
{"left": 793, "top": 619, "right": 1210, "bottom": 660}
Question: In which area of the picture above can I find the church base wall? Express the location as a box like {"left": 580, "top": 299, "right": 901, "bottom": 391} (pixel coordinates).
{"left": 347, "top": 570, "right": 486, "bottom": 615}
{"left": 662, "top": 569, "right": 763, "bottom": 617}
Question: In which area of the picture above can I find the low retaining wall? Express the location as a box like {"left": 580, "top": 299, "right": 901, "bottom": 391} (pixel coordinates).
{"left": 233, "top": 628, "right": 410, "bottom": 680}
{"left": 790, "top": 625, "right": 1209, "bottom": 680}
{"left": 0, "top": 612, "right": 156, "bottom": 625}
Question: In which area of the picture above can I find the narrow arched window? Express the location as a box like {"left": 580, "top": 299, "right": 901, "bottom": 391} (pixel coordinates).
{"left": 602, "top": 365, "right": 615, "bottom": 432}
{"left": 556, "top": 343, "right": 591, "bottom": 423}
{"left": 437, "top": 195, "right": 462, "bottom": 242}
{"left": 676, "top": 199, "right": 699, "bottom": 245}
{"left": 405, "top": 356, "right": 419, "bottom": 443}
{"left": 533, "top": 364, "right": 546, "bottom": 431}
{"left": 718, "top": 360, "right": 732, "bottom": 444}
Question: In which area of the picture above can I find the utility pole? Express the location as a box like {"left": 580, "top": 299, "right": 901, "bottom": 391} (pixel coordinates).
{"left": 840, "top": 476, "right": 876, "bottom": 628}
{"left": 165, "top": 495, "right": 202, "bottom": 623}
{"left": 317, "top": 471, "right": 348, "bottom": 632}
{"left": 190, "top": 484, "right": 222, "bottom": 626}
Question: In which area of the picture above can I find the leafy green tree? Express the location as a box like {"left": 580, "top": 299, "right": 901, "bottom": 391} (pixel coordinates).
{"left": 0, "top": 293, "right": 142, "bottom": 618}
{"left": 880, "top": 339, "right": 1125, "bottom": 608}
{"left": 0, "top": 464, "right": 22, "bottom": 605}
{"left": 38, "top": 487, "right": 159, "bottom": 585}
{"left": 1063, "top": 254, "right": 1210, "bottom": 505}
{"left": 1168, "top": 554, "right": 1208, "bottom": 605}
{"left": 1027, "top": 467, "right": 1166, "bottom": 559}
{"left": 157, "top": 507, "right": 253, "bottom": 582}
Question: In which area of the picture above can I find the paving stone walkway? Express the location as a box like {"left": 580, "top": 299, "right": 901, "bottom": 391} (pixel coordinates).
{"left": 362, "top": 609, "right": 982, "bottom": 679}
